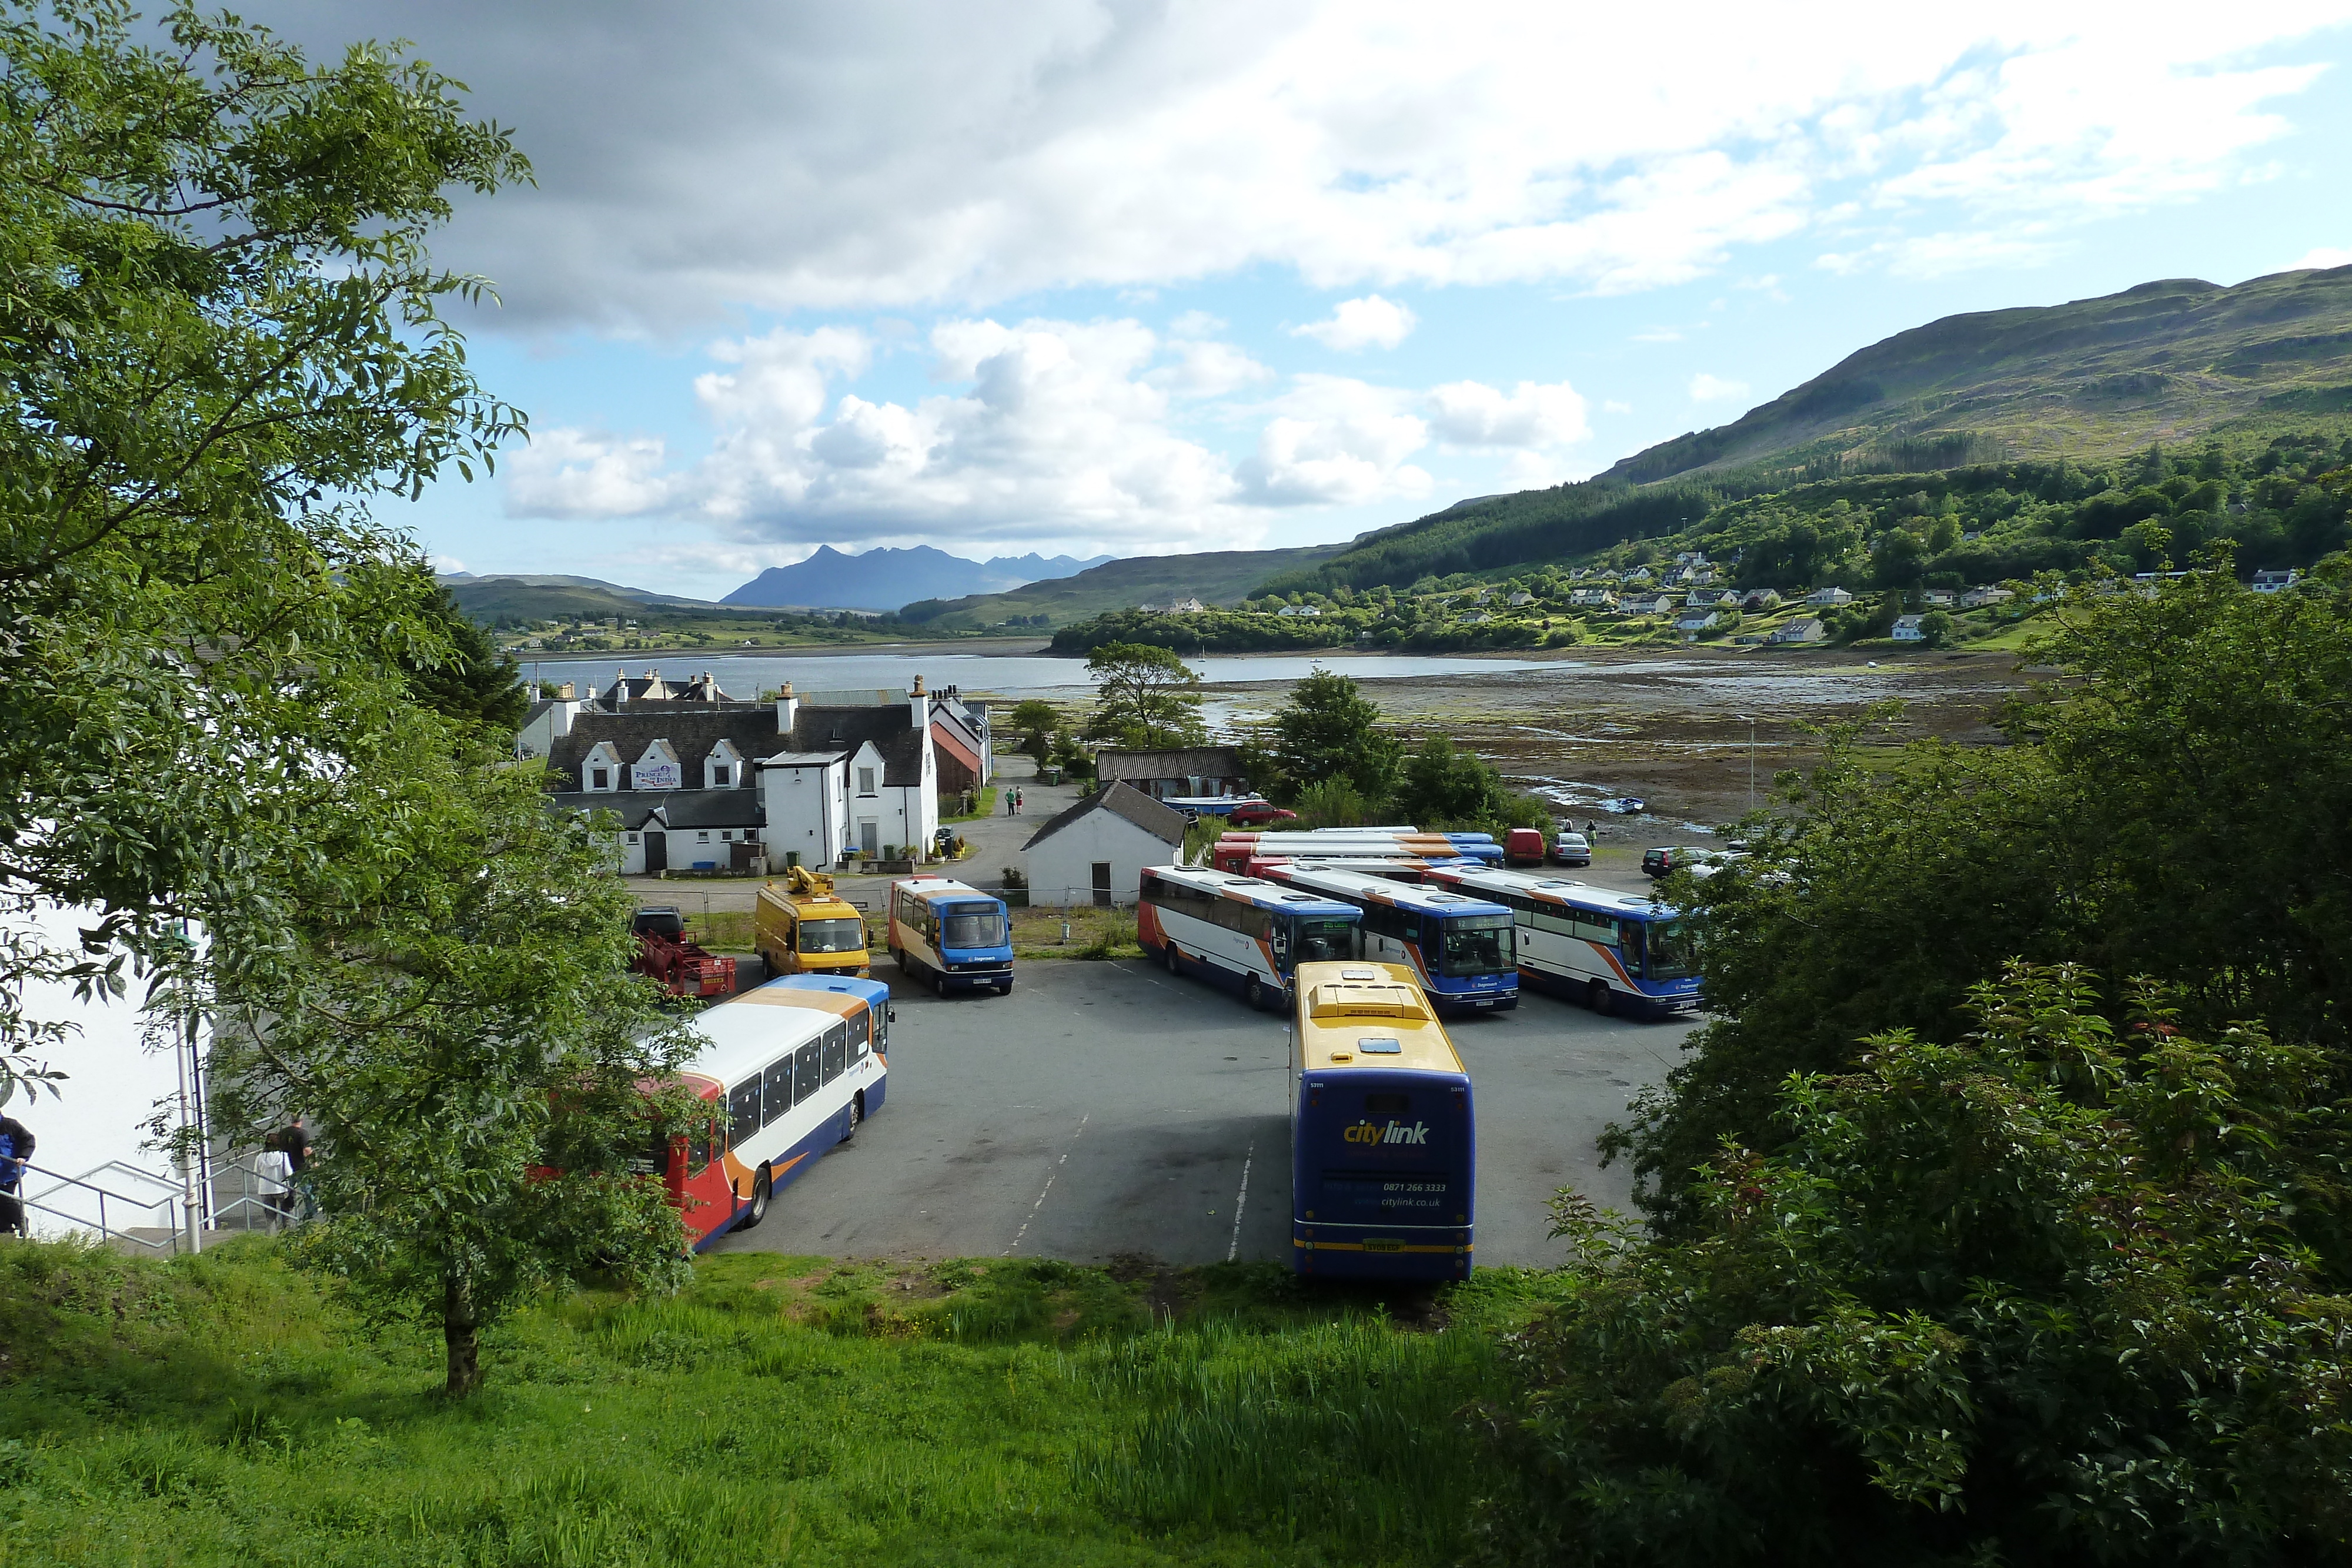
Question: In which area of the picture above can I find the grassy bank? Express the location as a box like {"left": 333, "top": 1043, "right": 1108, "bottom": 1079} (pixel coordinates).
{"left": 0, "top": 1239, "right": 1536, "bottom": 1566}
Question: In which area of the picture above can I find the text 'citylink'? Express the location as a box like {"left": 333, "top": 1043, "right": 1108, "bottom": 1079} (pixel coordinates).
{"left": 1343, "top": 1119, "right": 1429, "bottom": 1146}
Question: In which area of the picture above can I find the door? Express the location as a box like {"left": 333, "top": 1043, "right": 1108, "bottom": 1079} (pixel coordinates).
{"left": 1091, "top": 861, "right": 1112, "bottom": 909}
{"left": 643, "top": 830, "right": 667, "bottom": 873}
{"left": 859, "top": 820, "right": 880, "bottom": 858}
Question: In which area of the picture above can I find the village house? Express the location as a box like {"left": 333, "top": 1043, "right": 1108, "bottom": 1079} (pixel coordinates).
{"left": 1891, "top": 614, "right": 1927, "bottom": 642}
{"left": 1769, "top": 617, "right": 1828, "bottom": 644}
{"left": 1168, "top": 596, "right": 1207, "bottom": 613}
{"left": 2251, "top": 569, "right": 2300, "bottom": 593}
{"left": 1275, "top": 603, "right": 1322, "bottom": 617}
{"left": 1959, "top": 585, "right": 2013, "bottom": 610}
{"left": 542, "top": 678, "right": 963, "bottom": 873}
{"left": 1920, "top": 588, "right": 1958, "bottom": 608}
{"left": 1460, "top": 611, "right": 1494, "bottom": 626}
{"left": 1021, "top": 781, "right": 1185, "bottom": 908}
{"left": 1507, "top": 590, "right": 1535, "bottom": 606}
{"left": 1619, "top": 594, "right": 1675, "bottom": 617}
{"left": 1675, "top": 610, "right": 1721, "bottom": 637}
{"left": 1095, "top": 745, "right": 1249, "bottom": 802}
{"left": 1806, "top": 586, "right": 1855, "bottom": 607}
{"left": 1568, "top": 587, "right": 1618, "bottom": 609}
{"left": 1740, "top": 588, "right": 1782, "bottom": 611}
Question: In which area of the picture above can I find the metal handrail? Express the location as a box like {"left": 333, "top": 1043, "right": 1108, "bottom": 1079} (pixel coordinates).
{"left": 17, "top": 1160, "right": 183, "bottom": 1251}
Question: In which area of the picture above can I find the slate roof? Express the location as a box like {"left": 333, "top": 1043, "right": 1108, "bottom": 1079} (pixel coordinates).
{"left": 1095, "top": 746, "right": 1244, "bottom": 783}
{"left": 545, "top": 788, "right": 763, "bottom": 830}
{"left": 546, "top": 707, "right": 787, "bottom": 791}
{"left": 1023, "top": 781, "right": 1188, "bottom": 852}
{"left": 786, "top": 705, "right": 928, "bottom": 787}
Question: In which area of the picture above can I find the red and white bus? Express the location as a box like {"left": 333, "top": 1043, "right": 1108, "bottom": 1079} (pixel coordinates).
{"left": 649, "top": 974, "right": 892, "bottom": 1251}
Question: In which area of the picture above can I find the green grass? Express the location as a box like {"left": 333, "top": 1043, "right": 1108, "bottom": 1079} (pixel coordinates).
{"left": 0, "top": 1239, "right": 1542, "bottom": 1567}
{"left": 942, "top": 787, "right": 1000, "bottom": 824}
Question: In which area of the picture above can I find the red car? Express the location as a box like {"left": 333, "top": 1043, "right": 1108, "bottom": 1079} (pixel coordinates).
{"left": 1226, "top": 801, "right": 1298, "bottom": 827}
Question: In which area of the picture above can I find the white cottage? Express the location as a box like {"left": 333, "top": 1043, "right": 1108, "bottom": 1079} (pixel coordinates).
{"left": 1021, "top": 781, "right": 1187, "bottom": 907}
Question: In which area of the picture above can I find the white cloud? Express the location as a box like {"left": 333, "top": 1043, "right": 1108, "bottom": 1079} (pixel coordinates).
{"left": 1425, "top": 379, "right": 1591, "bottom": 449}
{"left": 505, "top": 428, "right": 677, "bottom": 517}
{"left": 2288, "top": 246, "right": 2352, "bottom": 270}
{"left": 1236, "top": 376, "right": 1431, "bottom": 506}
{"left": 1602, "top": 399, "right": 1634, "bottom": 414}
{"left": 1688, "top": 373, "right": 1750, "bottom": 404}
{"left": 249, "top": 0, "right": 2348, "bottom": 331}
{"left": 1149, "top": 337, "right": 1275, "bottom": 399}
{"left": 1292, "top": 294, "right": 1419, "bottom": 352}
{"left": 431, "top": 554, "right": 467, "bottom": 573}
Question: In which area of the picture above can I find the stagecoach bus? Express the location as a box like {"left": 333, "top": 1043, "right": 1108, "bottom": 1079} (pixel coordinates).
{"left": 657, "top": 974, "right": 892, "bottom": 1251}
{"left": 1422, "top": 865, "right": 1701, "bottom": 1019}
{"left": 1139, "top": 865, "right": 1359, "bottom": 1011}
{"left": 1260, "top": 862, "right": 1518, "bottom": 1013}
{"left": 887, "top": 875, "right": 1014, "bottom": 998}
{"left": 1289, "top": 961, "right": 1474, "bottom": 1280}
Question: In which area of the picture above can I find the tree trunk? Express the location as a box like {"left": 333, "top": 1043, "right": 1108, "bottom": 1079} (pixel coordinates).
{"left": 443, "top": 1272, "right": 482, "bottom": 1396}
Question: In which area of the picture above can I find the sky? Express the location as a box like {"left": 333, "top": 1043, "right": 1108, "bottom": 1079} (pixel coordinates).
{"left": 247, "top": 1, "right": 2352, "bottom": 600}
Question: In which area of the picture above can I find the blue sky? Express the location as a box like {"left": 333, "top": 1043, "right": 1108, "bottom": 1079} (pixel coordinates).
{"left": 264, "top": 2, "right": 2352, "bottom": 601}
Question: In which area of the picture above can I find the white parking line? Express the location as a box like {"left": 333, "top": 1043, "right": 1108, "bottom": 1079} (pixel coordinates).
{"left": 1004, "top": 1112, "right": 1088, "bottom": 1256}
{"left": 1226, "top": 1141, "right": 1253, "bottom": 1262}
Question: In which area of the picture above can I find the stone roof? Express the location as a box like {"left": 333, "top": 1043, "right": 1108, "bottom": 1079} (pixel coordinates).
{"left": 1023, "top": 780, "right": 1188, "bottom": 852}
{"left": 786, "top": 705, "right": 927, "bottom": 787}
{"left": 546, "top": 787, "right": 764, "bottom": 830}
{"left": 546, "top": 707, "right": 786, "bottom": 791}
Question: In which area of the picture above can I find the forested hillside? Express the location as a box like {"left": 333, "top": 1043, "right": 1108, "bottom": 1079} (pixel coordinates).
{"left": 1257, "top": 266, "right": 2352, "bottom": 599}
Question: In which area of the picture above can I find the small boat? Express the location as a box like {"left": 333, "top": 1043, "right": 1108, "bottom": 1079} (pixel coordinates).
{"left": 1598, "top": 796, "right": 1648, "bottom": 814}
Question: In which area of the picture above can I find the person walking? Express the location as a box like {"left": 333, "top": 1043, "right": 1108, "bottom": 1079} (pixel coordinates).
{"left": 254, "top": 1144, "right": 294, "bottom": 1231}
{"left": 0, "top": 1112, "right": 33, "bottom": 1238}
{"left": 268, "top": 1115, "right": 315, "bottom": 1221}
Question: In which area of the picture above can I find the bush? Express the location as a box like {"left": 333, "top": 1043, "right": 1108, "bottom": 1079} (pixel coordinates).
{"left": 1481, "top": 966, "right": 2352, "bottom": 1567}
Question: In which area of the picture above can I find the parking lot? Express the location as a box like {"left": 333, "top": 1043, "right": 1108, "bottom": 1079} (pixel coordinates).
{"left": 712, "top": 954, "right": 1695, "bottom": 1269}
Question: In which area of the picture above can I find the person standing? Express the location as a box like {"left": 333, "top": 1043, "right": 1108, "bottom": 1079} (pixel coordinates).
{"left": 0, "top": 1112, "right": 33, "bottom": 1238}
{"left": 269, "top": 1115, "right": 315, "bottom": 1221}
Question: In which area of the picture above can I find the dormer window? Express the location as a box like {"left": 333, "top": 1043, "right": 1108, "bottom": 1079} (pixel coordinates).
{"left": 711, "top": 764, "right": 731, "bottom": 788}
{"left": 583, "top": 741, "right": 622, "bottom": 793}
{"left": 704, "top": 738, "right": 743, "bottom": 790}
{"left": 590, "top": 767, "right": 610, "bottom": 790}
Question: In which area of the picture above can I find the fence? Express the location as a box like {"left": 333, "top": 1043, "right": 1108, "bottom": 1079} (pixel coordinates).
{"left": 18, "top": 1151, "right": 300, "bottom": 1254}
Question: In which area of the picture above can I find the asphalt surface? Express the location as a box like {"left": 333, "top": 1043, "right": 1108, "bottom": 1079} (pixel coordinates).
{"left": 710, "top": 952, "right": 1694, "bottom": 1269}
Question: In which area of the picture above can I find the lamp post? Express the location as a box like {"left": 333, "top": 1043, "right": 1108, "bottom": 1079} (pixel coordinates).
{"left": 1734, "top": 714, "right": 1758, "bottom": 813}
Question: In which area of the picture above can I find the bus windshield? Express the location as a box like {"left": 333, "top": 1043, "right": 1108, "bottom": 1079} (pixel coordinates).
{"left": 798, "top": 917, "right": 866, "bottom": 954}
{"left": 1642, "top": 917, "right": 1698, "bottom": 980}
{"left": 1438, "top": 913, "right": 1514, "bottom": 977}
{"left": 941, "top": 903, "right": 1007, "bottom": 950}
{"left": 1291, "top": 917, "right": 1355, "bottom": 964}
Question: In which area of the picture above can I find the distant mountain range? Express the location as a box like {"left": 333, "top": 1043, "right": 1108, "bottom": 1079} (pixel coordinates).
{"left": 720, "top": 546, "right": 1112, "bottom": 611}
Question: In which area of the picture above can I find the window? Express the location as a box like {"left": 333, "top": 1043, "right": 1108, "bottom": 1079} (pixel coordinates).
{"left": 847, "top": 1007, "right": 871, "bottom": 1062}
{"left": 800, "top": 918, "right": 864, "bottom": 954}
{"left": 1438, "top": 914, "right": 1514, "bottom": 977}
{"left": 858, "top": 767, "right": 876, "bottom": 795}
{"left": 822, "top": 1022, "right": 847, "bottom": 1084}
{"left": 591, "top": 768, "right": 610, "bottom": 790}
{"left": 696, "top": 830, "right": 711, "bottom": 844}
{"left": 728, "top": 1079, "right": 761, "bottom": 1147}
{"left": 762, "top": 1057, "right": 793, "bottom": 1127}
{"left": 793, "top": 1042, "right": 822, "bottom": 1105}
{"left": 711, "top": 764, "right": 731, "bottom": 787}
{"left": 1291, "top": 917, "right": 1354, "bottom": 964}
{"left": 941, "top": 903, "right": 1006, "bottom": 950}
{"left": 626, "top": 833, "right": 639, "bottom": 845}
{"left": 1643, "top": 918, "right": 1698, "bottom": 980}
{"left": 687, "top": 1120, "right": 711, "bottom": 1177}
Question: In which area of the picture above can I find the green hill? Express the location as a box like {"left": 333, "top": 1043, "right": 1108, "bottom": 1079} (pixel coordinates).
{"left": 440, "top": 576, "right": 734, "bottom": 626}
{"left": 1253, "top": 267, "right": 2352, "bottom": 597}
{"left": 901, "top": 542, "right": 1349, "bottom": 629}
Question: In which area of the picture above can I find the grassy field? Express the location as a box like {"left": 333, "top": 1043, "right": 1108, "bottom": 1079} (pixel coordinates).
{"left": 0, "top": 1238, "right": 1541, "bottom": 1566}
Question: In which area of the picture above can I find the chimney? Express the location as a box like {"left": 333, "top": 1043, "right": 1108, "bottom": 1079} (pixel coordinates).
{"left": 775, "top": 681, "right": 799, "bottom": 735}
{"left": 613, "top": 666, "right": 627, "bottom": 707}
{"left": 909, "top": 674, "right": 930, "bottom": 732}
{"left": 554, "top": 681, "right": 576, "bottom": 700}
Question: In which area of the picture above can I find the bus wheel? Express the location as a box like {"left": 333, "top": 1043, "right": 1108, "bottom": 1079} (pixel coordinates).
{"left": 1245, "top": 975, "right": 1267, "bottom": 1011}
{"left": 934, "top": 971, "right": 951, "bottom": 1000}
{"left": 1164, "top": 942, "right": 1180, "bottom": 977}
{"left": 995, "top": 979, "right": 1013, "bottom": 996}
{"left": 846, "top": 1092, "right": 864, "bottom": 1139}
{"left": 736, "top": 1167, "right": 772, "bottom": 1232}
{"left": 1587, "top": 979, "right": 1613, "bottom": 1015}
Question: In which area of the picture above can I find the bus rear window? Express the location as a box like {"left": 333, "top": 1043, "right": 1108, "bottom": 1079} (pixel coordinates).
{"left": 1438, "top": 914, "right": 1513, "bottom": 977}
{"left": 1292, "top": 917, "right": 1355, "bottom": 963}
{"left": 941, "top": 904, "right": 1005, "bottom": 949}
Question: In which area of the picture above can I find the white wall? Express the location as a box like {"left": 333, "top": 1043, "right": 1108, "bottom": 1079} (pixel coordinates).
{"left": 1026, "top": 813, "right": 1178, "bottom": 907}
{"left": 6, "top": 905, "right": 193, "bottom": 1239}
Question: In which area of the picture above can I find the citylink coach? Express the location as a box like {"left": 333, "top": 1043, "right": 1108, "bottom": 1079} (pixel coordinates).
{"left": 1261, "top": 862, "right": 1518, "bottom": 1013}
{"left": 656, "top": 974, "right": 891, "bottom": 1251}
{"left": 1424, "top": 865, "right": 1701, "bottom": 1018}
{"left": 1289, "top": 961, "right": 1473, "bottom": 1279}
{"left": 1139, "top": 865, "right": 1359, "bottom": 1011}
{"left": 888, "top": 875, "right": 1015, "bottom": 997}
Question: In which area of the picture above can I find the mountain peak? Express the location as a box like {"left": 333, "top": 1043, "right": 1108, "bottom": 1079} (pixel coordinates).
{"left": 720, "top": 546, "right": 1112, "bottom": 611}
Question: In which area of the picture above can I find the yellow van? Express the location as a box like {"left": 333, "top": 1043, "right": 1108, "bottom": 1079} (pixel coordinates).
{"left": 754, "top": 866, "right": 871, "bottom": 979}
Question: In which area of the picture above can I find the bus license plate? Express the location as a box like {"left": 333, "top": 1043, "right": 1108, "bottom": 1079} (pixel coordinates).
{"left": 1362, "top": 1238, "right": 1405, "bottom": 1253}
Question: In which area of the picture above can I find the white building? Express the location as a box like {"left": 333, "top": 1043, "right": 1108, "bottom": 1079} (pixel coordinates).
{"left": 1920, "top": 588, "right": 1958, "bottom": 608}
{"left": 1022, "top": 781, "right": 1187, "bottom": 907}
{"left": 1169, "top": 596, "right": 1207, "bottom": 613}
{"left": 2251, "top": 569, "right": 2300, "bottom": 593}
{"left": 1959, "top": 585, "right": 2013, "bottom": 610}
{"left": 1769, "top": 617, "right": 1828, "bottom": 644}
{"left": 1569, "top": 587, "right": 1618, "bottom": 609}
{"left": 1806, "top": 586, "right": 1855, "bottom": 607}
{"left": 1891, "top": 614, "right": 1927, "bottom": 642}
{"left": 1276, "top": 603, "right": 1322, "bottom": 617}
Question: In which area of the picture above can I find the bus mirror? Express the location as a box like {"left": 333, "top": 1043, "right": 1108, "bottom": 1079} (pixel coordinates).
{"left": 886, "top": 1008, "right": 897, "bottom": 1024}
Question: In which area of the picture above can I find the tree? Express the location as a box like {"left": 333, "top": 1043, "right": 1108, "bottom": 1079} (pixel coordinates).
{"left": 191, "top": 722, "right": 699, "bottom": 1396}
{"left": 1485, "top": 967, "right": 2352, "bottom": 1567}
{"left": 1267, "top": 668, "right": 1402, "bottom": 807}
{"left": 1394, "top": 736, "right": 1514, "bottom": 828}
{"left": 1007, "top": 698, "right": 1062, "bottom": 763}
{"left": 0, "top": 2, "right": 527, "bottom": 1102}
{"left": 1613, "top": 564, "right": 2352, "bottom": 1260}
{"left": 400, "top": 574, "right": 529, "bottom": 733}
{"left": 1081, "top": 642, "right": 1206, "bottom": 748}
{"left": 1915, "top": 608, "right": 1953, "bottom": 647}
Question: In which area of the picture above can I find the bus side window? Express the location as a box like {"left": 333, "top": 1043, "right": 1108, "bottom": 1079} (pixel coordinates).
{"left": 822, "top": 1021, "right": 847, "bottom": 1084}
{"left": 688, "top": 1121, "right": 711, "bottom": 1176}
{"left": 794, "top": 1041, "right": 823, "bottom": 1104}
{"left": 848, "top": 1006, "right": 872, "bottom": 1062}
{"left": 762, "top": 1056, "right": 793, "bottom": 1127}
{"left": 728, "top": 1079, "right": 761, "bottom": 1149}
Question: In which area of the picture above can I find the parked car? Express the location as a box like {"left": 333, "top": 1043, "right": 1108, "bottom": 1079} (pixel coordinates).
{"left": 1551, "top": 830, "right": 1591, "bottom": 867}
{"left": 1226, "top": 801, "right": 1298, "bottom": 827}
{"left": 1641, "top": 845, "right": 1692, "bottom": 879}
{"left": 1504, "top": 827, "right": 1548, "bottom": 867}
